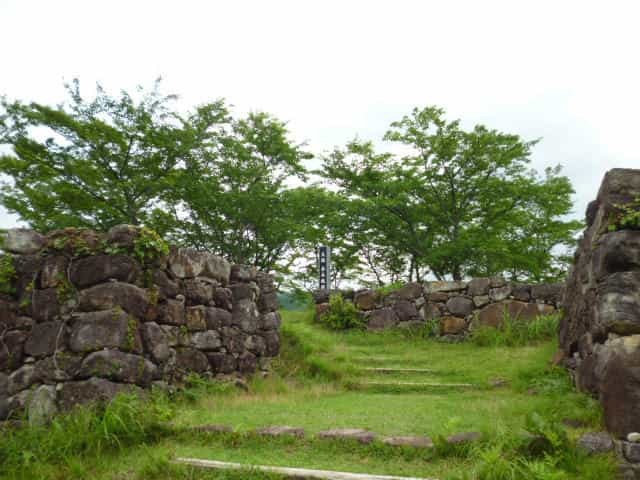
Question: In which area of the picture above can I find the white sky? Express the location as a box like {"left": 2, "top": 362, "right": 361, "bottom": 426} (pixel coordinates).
{"left": 0, "top": 0, "right": 638, "bottom": 228}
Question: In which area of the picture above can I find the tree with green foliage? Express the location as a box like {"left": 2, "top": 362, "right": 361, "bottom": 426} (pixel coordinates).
{"left": 324, "top": 106, "right": 582, "bottom": 282}
{"left": 172, "top": 111, "right": 313, "bottom": 272}
{"left": 0, "top": 79, "right": 228, "bottom": 232}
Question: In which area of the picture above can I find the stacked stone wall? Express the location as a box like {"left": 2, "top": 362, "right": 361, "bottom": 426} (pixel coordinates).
{"left": 560, "top": 168, "right": 640, "bottom": 440}
{"left": 0, "top": 226, "right": 279, "bottom": 423}
{"left": 315, "top": 278, "right": 562, "bottom": 338}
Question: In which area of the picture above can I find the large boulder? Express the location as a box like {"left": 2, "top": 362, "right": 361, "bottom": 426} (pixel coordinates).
{"left": 4, "top": 229, "right": 45, "bottom": 254}
{"left": 78, "top": 282, "right": 153, "bottom": 321}
{"left": 140, "top": 322, "right": 170, "bottom": 363}
{"left": 396, "top": 283, "right": 423, "bottom": 300}
{"left": 446, "top": 296, "right": 474, "bottom": 318}
{"left": 79, "top": 350, "right": 157, "bottom": 386}
{"left": 467, "top": 278, "right": 490, "bottom": 296}
{"left": 69, "top": 310, "right": 141, "bottom": 353}
{"left": 0, "top": 330, "right": 26, "bottom": 371}
{"left": 232, "top": 299, "right": 260, "bottom": 333}
{"left": 174, "top": 347, "right": 209, "bottom": 373}
{"left": 39, "top": 256, "right": 69, "bottom": 289}
{"left": 7, "top": 365, "right": 39, "bottom": 395}
{"left": 440, "top": 316, "right": 466, "bottom": 335}
{"left": 34, "top": 353, "right": 83, "bottom": 382}
{"left": 191, "top": 330, "right": 222, "bottom": 351}
{"left": 24, "top": 321, "right": 67, "bottom": 358}
{"left": 31, "top": 288, "right": 60, "bottom": 323}
{"left": 594, "top": 271, "right": 640, "bottom": 335}
{"left": 168, "top": 248, "right": 230, "bottom": 284}
{"left": 27, "top": 385, "right": 58, "bottom": 426}
{"left": 354, "top": 290, "right": 378, "bottom": 311}
{"left": 597, "top": 335, "right": 640, "bottom": 438}
{"left": 69, "top": 255, "right": 140, "bottom": 288}
{"left": 393, "top": 299, "right": 419, "bottom": 321}
{"left": 367, "top": 308, "right": 398, "bottom": 330}
{"left": 58, "top": 377, "right": 138, "bottom": 411}
{"left": 205, "top": 307, "right": 232, "bottom": 330}
{"left": 424, "top": 281, "right": 466, "bottom": 294}
{"left": 477, "top": 301, "right": 555, "bottom": 328}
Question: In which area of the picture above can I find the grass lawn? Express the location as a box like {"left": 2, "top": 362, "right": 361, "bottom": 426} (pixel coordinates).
{"left": 0, "top": 309, "right": 617, "bottom": 480}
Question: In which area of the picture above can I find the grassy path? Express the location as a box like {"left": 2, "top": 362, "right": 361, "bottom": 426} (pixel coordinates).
{"left": 0, "top": 309, "right": 616, "bottom": 480}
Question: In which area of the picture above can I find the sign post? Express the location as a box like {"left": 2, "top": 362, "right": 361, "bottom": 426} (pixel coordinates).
{"left": 317, "top": 245, "right": 331, "bottom": 290}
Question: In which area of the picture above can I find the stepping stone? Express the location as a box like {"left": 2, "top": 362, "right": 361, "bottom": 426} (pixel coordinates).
{"left": 175, "top": 458, "right": 438, "bottom": 480}
{"left": 360, "top": 368, "right": 435, "bottom": 374}
{"left": 382, "top": 436, "right": 434, "bottom": 449}
{"left": 192, "top": 424, "right": 234, "bottom": 433}
{"left": 318, "top": 428, "right": 376, "bottom": 444}
{"left": 256, "top": 425, "right": 305, "bottom": 438}
{"left": 446, "top": 431, "right": 482, "bottom": 445}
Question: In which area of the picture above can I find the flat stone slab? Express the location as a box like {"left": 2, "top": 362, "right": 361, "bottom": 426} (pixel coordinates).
{"left": 175, "top": 458, "right": 438, "bottom": 480}
{"left": 446, "top": 431, "right": 482, "bottom": 445}
{"left": 382, "top": 436, "right": 434, "bottom": 449}
{"left": 256, "top": 425, "right": 305, "bottom": 438}
{"left": 192, "top": 424, "right": 234, "bottom": 433}
{"left": 318, "top": 428, "right": 376, "bottom": 444}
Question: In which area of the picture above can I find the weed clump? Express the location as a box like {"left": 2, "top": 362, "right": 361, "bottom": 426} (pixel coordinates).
{"left": 0, "top": 254, "right": 17, "bottom": 295}
{"left": 471, "top": 313, "right": 560, "bottom": 347}
{"left": 320, "top": 293, "right": 364, "bottom": 330}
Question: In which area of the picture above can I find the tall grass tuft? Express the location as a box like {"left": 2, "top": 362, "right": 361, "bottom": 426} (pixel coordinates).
{"left": 471, "top": 312, "right": 561, "bottom": 347}
{"left": 0, "top": 392, "right": 174, "bottom": 478}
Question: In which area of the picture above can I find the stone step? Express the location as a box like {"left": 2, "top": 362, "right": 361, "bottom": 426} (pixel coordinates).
{"left": 346, "top": 381, "right": 476, "bottom": 392}
{"left": 175, "top": 458, "right": 438, "bottom": 480}
{"left": 359, "top": 367, "right": 435, "bottom": 374}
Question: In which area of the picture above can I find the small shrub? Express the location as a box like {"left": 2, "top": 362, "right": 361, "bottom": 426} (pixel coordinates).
{"left": 0, "top": 254, "right": 17, "bottom": 295}
{"left": 321, "top": 294, "right": 364, "bottom": 330}
{"left": 133, "top": 227, "right": 170, "bottom": 264}
{"left": 608, "top": 196, "right": 640, "bottom": 232}
{"left": 375, "top": 281, "right": 404, "bottom": 297}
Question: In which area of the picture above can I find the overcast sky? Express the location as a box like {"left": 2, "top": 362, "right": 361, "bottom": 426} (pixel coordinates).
{"left": 0, "top": 0, "right": 638, "bottom": 228}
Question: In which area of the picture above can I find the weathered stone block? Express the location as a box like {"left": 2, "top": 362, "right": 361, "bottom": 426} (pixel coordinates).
{"left": 4, "top": 229, "right": 45, "bottom": 254}
{"left": 244, "top": 335, "right": 266, "bottom": 356}
{"left": 259, "top": 311, "right": 281, "bottom": 330}
{"left": 393, "top": 299, "right": 419, "bottom": 321}
{"left": 158, "top": 299, "right": 185, "bottom": 326}
{"left": 263, "top": 331, "right": 280, "bottom": 357}
{"left": 78, "top": 282, "right": 152, "bottom": 321}
{"left": 175, "top": 347, "right": 209, "bottom": 373}
{"left": 183, "top": 279, "right": 214, "bottom": 305}
{"left": 207, "top": 352, "right": 237, "bottom": 374}
{"left": 152, "top": 270, "right": 180, "bottom": 299}
{"left": 186, "top": 306, "right": 207, "bottom": 331}
{"left": 0, "top": 330, "right": 26, "bottom": 371}
{"left": 230, "top": 265, "right": 256, "bottom": 283}
{"left": 39, "top": 256, "right": 69, "bottom": 289}
{"left": 58, "top": 377, "right": 138, "bottom": 410}
{"left": 191, "top": 330, "right": 222, "bottom": 351}
{"left": 212, "top": 287, "right": 233, "bottom": 311}
{"left": 489, "top": 285, "right": 512, "bottom": 302}
{"left": 473, "top": 295, "right": 490, "bottom": 308}
{"left": 354, "top": 290, "right": 378, "bottom": 310}
{"left": 477, "top": 301, "right": 555, "bottom": 328}
{"left": 512, "top": 284, "right": 531, "bottom": 302}
{"left": 530, "top": 284, "right": 564, "bottom": 305}
{"left": 595, "top": 272, "right": 640, "bottom": 335}
{"left": 467, "top": 278, "right": 490, "bottom": 296}
{"left": 440, "top": 316, "right": 466, "bottom": 335}
{"left": 27, "top": 384, "right": 57, "bottom": 426}
{"left": 367, "top": 308, "right": 398, "bottom": 330}
{"left": 70, "top": 255, "right": 140, "bottom": 288}
{"left": 258, "top": 292, "right": 278, "bottom": 313}
{"left": 25, "top": 321, "right": 66, "bottom": 358}
{"left": 237, "top": 350, "right": 257, "bottom": 374}
{"left": 140, "top": 322, "right": 170, "bottom": 363}
{"left": 7, "top": 365, "right": 38, "bottom": 395}
{"left": 32, "top": 288, "right": 60, "bottom": 323}
{"left": 396, "top": 282, "right": 423, "bottom": 300}
{"left": 79, "top": 350, "right": 157, "bottom": 386}
{"left": 424, "top": 281, "right": 466, "bottom": 294}
{"left": 232, "top": 299, "right": 260, "bottom": 333}
{"left": 205, "top": 307, "right": 232, "bottom": 330}
{"left": 34, "top": 353, "right": 83, "bottom": 382}
{"left": 446, "top": 296, "right": 474, "bottom": 317}
{"left": 69, "top": 310, "right": 141, "bottom": 353}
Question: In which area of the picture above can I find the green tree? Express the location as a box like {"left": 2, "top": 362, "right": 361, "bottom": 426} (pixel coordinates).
{"left": 173, "top": 112, "right": 313, "bottom": 272}
{"left": 324, "top": 106, "right": 582, "bottom": 281}
{"left": 0, "top": 79, "right": 228, "bottom": 232}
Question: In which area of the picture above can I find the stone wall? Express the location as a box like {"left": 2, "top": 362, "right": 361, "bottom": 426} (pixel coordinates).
{"left": 560, "top": 168, "right": 640, "bottom": 439}
{"left": 315, "top": 278, "right": 562, "bottom": 338}
{"left": 0, "top": 226, "right": 279, "bottom": 423}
